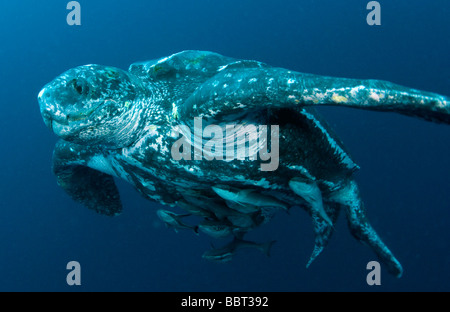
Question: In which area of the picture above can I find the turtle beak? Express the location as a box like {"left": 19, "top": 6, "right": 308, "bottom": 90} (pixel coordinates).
{"left": 38, "top": 84, "right": 93, "bottom": 140}
{"left": 38, "top": 86, "right": 69, "bottom": 133}
{"left": 38, "top": 86, "right": 54, "bottom": 131}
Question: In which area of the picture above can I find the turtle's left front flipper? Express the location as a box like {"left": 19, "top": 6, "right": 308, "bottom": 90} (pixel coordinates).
{"left": 52, "top": 140, "right": 122, "bottom": 216}
{"left": 182, "top": 66, "right": 450, "bottom": 125}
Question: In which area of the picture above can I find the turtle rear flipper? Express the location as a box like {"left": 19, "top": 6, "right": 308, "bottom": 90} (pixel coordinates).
{"left": 306, "top": 202, "right": 342, "bottom": 268}
{"left": 53, "top": 140, "right": 122, "bottom": 216}
{"left": 330, "top": 180, "right": 403, "bottom": 278}
{"left": 289, "top": 177, "right": 332, "bottom": 225}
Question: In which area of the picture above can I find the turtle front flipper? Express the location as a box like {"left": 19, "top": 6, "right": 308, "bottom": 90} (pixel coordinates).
{"left": 298, "top": 75, "right": 450, "bottom": 125}
{"left": 182, "top": 66, "right": 449, "bottom": 125}
{"left": 330, "top": 180, "right": 403, "bottom": 278}
{"left": 52, "top": 140, "right": 122, "bottom": 216}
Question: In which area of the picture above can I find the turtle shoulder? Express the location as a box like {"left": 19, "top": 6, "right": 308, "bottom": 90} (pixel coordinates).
{"left": 128, "top": 50, "right": 271, "bottom": 85}
{"left": 128, "top": 50, "right": 237, "bottom": 82}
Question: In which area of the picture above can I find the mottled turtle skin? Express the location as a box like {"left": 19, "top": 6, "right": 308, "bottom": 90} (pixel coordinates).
{"left": 38, "top": 51, "right": 450, "bottom": 278}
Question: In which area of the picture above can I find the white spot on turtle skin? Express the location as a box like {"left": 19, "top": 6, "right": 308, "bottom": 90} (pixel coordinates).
{"left": 38, "top": 88, "right": 45, "bottom": 99}
{"left": 218, "top": 65, "right": 228, "bottom": 71}
{"left": 248, "top": 78, "right": 258, "bottom": 84}
{"left": 150, "top": 143, "right": 158, "bottom": 150}
{"left": 157, "top": 57, "right": 169, "bottom": 64}
{"left": 182, "top": 165, "right": 203, "bottom": 176}
{"left": 350, "top": 85, "right": 365, "bottom": 98}
{"left": 161, "top": 145, "right": 169, "bottom": 154}
{"left": 332, "top": 94, "right": 348, "bottom": 103}
{"left": 155, "top": 135, "right": 163, "bottom": 145}
{"left": 148, "top": 125, "right": 159, "bottom": 137}
{"left": 325, "top": 87, "right": 347, "bottom": 93}
{"left": 369, "top": 91, "right": 384, "bottom": 102}
{"left": 172, "top": 103, "right": 179, "bottom": 119}
{"left": 288, "top": 79, "right": 295, "bottom": 84}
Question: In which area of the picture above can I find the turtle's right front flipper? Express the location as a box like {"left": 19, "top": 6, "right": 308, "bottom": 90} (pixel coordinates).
{"left": 52, "top": 140, "right": 122, "bottom": 216}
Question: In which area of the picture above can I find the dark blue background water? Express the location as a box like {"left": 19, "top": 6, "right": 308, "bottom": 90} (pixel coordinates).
{"left": 0, "top": 0, "right": 449, "bottom": 291}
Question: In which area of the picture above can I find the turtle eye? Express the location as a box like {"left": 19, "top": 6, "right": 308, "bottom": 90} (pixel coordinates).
{"left": 71, "top": 78, "right": 90, "bottom": 95}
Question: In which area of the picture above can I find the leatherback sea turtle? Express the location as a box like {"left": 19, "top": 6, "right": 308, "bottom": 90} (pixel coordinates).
{"left": 38, "top": 51, "right": 449, "bottom": 277}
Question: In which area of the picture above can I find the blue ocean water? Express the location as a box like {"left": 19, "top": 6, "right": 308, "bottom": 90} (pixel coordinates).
{"left": 0, "top": 0, "right": 449, "bottom": 291}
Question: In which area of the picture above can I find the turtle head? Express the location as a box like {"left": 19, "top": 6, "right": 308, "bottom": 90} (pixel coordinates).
{"left": 38, "top": 65, "right": 147, "bottom": 148}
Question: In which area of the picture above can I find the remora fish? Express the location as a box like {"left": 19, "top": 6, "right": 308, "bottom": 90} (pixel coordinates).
{"left": 156, "top": 209, "right": 199, "bottom": 234}
{"left": 176, "top": 199, "right": 215, "bottom": 219}
{"left": 180, "top": 189, "right": 257, "bottom": 228}
{"left": 198, "top": 220, "right": 234, "bottom": 239}
{"left": 202, "top": 238, "right": 276, "bottom": 262}
{"left": 212, "top": 185, "right": 288, "bottom": 213}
